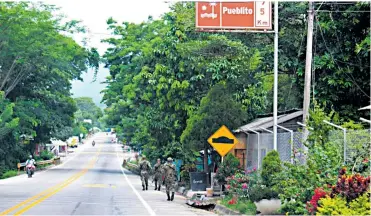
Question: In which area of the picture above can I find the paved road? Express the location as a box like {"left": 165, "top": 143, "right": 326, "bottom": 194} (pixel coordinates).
{"left": 0, "top": 133, "right": 214, "bottom": 215}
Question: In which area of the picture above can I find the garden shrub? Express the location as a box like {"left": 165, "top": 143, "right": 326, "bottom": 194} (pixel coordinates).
{"left": 247, "top": 150, "right": 281, "bottom": 203}
{"left": 1, "top": 170, "right": 18, "bottom": 179}
{"left": 249, "top": 185, "right": 279, "bottom": 203}
{"left": 306, "top": 187, "right": 329, "bottom": 214}
{"left": 330, "top": 167, "right": 370, "bottom": 202}
{"left": 225, "top": 172, "right": 249, "bottom": 198}
{"left": 180, "top": 163, "right": 196, "bottom": 188}
{"left": 348, "top": 193, "right": 371, "bottom": 215}
{"left": 316, "top": 196, "right": 352, "bottom": 215}
{"left": 273, "top": 163, "right": 317, "bottom": 215}
{"left": 215, "top": 153, "right": 240, "bottom": 185}
{"left": 317, "top": 193, "right": 371, "bottom": 216}
{"left": 261, "top": 150, "right": 281, "bottom": 187}
{"left": 40, "top": 150, "right": 54, "bottom": 160}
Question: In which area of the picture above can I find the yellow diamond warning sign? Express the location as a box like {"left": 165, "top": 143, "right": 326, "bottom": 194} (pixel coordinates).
{"left": 207, "top": 125, "right": 238, "bottom": 157}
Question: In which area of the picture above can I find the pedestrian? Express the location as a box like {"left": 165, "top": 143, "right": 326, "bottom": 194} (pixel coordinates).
{"left": 163, "top": 157, "right": 177, "bottom": 201}
{"left": 139, "top": 155, "right": 152, "bottom": 191}
{"left": 153, "top": 158, "right": 164, "bottom": 191}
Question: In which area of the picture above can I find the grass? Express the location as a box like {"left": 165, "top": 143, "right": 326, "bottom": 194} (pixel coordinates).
{"left": 220, "top": 195, "right": 257, "bottom": 215}
{"left": 1, "top": 170, "right": 18, "bottom": 179}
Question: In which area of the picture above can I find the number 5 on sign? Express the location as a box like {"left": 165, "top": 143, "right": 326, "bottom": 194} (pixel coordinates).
{"left": 255, "top": 1, "right": 271, "bottom": 27}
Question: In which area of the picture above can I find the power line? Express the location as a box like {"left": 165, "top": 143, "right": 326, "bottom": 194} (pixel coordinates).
{"left": 317, "top": 10, "right": 370, "bottom": 13}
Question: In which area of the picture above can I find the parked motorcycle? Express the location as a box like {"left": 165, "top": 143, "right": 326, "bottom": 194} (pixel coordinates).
{"left": 26, "top": 164, "right": 35, "bottom": 178}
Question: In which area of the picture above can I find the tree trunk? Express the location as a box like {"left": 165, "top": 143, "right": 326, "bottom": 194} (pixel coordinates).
{"left": 204, "top": 144, "right": 209, "bottom": 187}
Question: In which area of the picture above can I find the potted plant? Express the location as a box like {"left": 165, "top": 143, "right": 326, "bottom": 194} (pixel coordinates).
{"left": 249, "top": 151, "right": 282, "bottom": 214}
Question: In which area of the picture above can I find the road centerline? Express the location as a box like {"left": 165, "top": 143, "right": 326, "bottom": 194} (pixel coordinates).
{"left": 1, "top": 146, "right": 101, "bottom": 215}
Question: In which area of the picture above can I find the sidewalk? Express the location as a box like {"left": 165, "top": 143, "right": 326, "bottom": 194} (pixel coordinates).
{"left": 122, "top": 167, "right": 215, "bottom": 215}
{"left": 120, "top": 150, "right": 215, "bottom": 215}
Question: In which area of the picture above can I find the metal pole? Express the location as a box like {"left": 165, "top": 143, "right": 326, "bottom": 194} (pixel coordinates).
{"left": 276, "top": 124, "right": 294, "bottom": 164}
{"left": 259, "top": 127, "right": 273, "bottom": 134}
{"left": 273, "top": 0, "right": 279, "bottom": 151}
{"left": 360, "top": 117, "right": 371, "bottom": 124}
{"left": 323, "top": 120, "right": 347, "bottom": 164}
{"left": 343, "top": 129, "right": 347, "bottom": 165}
{"left": 297, "top": 122, "right": 314, "bottom": 130}
{"left": 243, "top": 129, "right": 260, "bottom": 169}
{"left": 303, "top": 1, "right": 315, "bottom": 124}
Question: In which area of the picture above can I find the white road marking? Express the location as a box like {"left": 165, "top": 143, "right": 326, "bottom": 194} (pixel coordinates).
{"left": 115, "top": 144, "right": 156, "bottom": 216}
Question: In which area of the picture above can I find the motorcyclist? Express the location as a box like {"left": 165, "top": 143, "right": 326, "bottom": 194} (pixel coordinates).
{"left": 92, "top": 140, "right": 95, "bottom": 146}
{"left": 25, "top": 155, "right": 36, "bottom": 176}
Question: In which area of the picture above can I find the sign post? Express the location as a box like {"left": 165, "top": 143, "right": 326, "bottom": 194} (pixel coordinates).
{"left": 196, "top": 1, "right": 278, "bottom": 151}
{"left": 207, "top": 125, "right": 239, "bottom": 158}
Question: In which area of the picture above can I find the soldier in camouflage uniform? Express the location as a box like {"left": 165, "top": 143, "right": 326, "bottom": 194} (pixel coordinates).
{"left": 153, "top": 158, "right": 163, "bottom": 191}
{"left": 139, "top": 155, "right": 152, "bottom": 191}
{"left": 163, "top": 157, "right": 177, "bottom": 201}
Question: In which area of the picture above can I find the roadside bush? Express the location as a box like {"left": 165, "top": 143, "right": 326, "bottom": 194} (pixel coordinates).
{"left": 273, "top": 163, "right": 316, "bottom": 215}
{"left": 330, "top": 167, "right": 370, "bottom": 202}
{"left": 40, "top": 150, "right": 54, "bottom": 160}
{"left": 225, "top": 172, "right": 249, "bottom": 198}
{"left": 1, "top": 170, "right": 18, "bottom": 179}
{"left": 317, "top": 193, "right": 371, "bottom": 215}
{"left": 249, "top": 185, "right": 279, "bottom": 203}
{"left": 306, "top": 187, "right": 329, "bottom": 214}
{"left": 261, "top": 150, "right": 281, "bottom": 187}
{"left": 247, "top": 150, "right": 281, "bottom": 203}
{"left": 180, "top": 163, "right": 196, "bottom": 188}
{"left": 215, "top": 153, "right": 240, "bottom": 185}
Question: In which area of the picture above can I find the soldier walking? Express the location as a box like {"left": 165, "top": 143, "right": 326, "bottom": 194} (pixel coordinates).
{"left": 139, "top": 155, "right": 152, "bottom": 191}
{"left": 163, "top": 157, "right": 177, "bottom": 201}
{"left": 153, "top": 158, "right": 163, "bottom": 191}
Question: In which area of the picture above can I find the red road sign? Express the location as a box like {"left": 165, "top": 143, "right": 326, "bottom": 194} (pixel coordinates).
{"left": 196, "top": 1, "right": 272, "bottom": 30}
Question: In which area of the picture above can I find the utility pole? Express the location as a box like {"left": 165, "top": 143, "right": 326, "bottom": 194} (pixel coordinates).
{"left": 273, "top": 0, "right": 278, "bottom": 151}
{"left": 303, "top": 1, "right": 315, "bottom": 124}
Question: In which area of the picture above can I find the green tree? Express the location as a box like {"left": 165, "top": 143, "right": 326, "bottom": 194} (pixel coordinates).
{"left": 181, "top": 83, "right": 247, "bottom": 180}
{"left": 0, "top": 2, "right": 99, "bottom": 176}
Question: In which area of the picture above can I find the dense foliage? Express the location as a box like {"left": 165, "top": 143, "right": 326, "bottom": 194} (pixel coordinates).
{"left": 0, "top": 2, "right": 98, "bottom": 176}
{"left": 73, "top": 97, "right": 103, "bottom": 136}
{"left": 102, "top": 2, "right": 369, "bottom": 167}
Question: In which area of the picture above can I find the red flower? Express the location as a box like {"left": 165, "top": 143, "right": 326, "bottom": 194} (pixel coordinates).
{"left": 226, "top": 185, "right": 231, "bottom": 190}
{"left": 363, "top": 158, "right": 369, "bottom": 163}
{"left": 306, "top": 187, "right": 328, "bottom": 214}
{"left": 253, "top": 167, "right": 257, "bottom": 171}
{"left": 242, "top": 183, "right": 248, "bottom": 189}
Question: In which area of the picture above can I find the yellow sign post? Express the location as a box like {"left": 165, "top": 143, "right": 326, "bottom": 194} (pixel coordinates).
{"left": 207, "top": 125, "right": 238, "bottom": 158}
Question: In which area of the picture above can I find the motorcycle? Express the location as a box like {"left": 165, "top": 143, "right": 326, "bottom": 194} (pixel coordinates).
{"left": 92, "top": 142, "right": 95, "bottom": 147}
{"left": 26, "top": 164, "right": 35, "bottom": 178}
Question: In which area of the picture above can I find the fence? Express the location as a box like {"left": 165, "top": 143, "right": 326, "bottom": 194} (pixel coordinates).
{"left": 245, "top": 129, "right": 370, "bottom": 170}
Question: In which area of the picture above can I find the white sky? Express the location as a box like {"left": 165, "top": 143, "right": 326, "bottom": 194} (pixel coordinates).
{"left": 46, "top": 0, "right": 171, "bottom": 107}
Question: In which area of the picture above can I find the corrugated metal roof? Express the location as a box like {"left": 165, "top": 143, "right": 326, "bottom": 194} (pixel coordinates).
{"left": 235, "top": 110, "right": 303, "bottom": 132}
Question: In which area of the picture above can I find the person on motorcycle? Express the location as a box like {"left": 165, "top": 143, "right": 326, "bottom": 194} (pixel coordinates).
{"left": 92, "top": 140, "right": 95, "bottom": 146}
{"left": 25, "top": 155, "right": 36, "bottom": 177}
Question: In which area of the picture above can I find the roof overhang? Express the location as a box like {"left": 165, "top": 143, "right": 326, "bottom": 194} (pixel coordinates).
{"left": 359, "top": 105, "right": 371, "bottom": 110}
{"left": 235, "top": 110, "right": 303, "bottom": 133}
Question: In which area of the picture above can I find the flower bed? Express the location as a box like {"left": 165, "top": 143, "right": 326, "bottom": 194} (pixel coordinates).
{"left": 219, "top": 195, "right": 256, "bottom": 215}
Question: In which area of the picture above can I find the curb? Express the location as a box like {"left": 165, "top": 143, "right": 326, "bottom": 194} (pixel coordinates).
{"left": 214, "top": 204, "right": 243, "bottom": 215}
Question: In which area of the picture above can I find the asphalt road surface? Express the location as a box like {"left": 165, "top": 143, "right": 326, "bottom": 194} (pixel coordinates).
{"left": 0, "top": 133, "right": 214, "bottom": 215}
